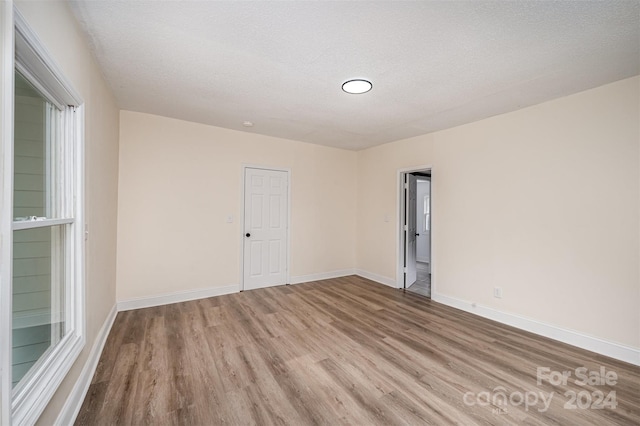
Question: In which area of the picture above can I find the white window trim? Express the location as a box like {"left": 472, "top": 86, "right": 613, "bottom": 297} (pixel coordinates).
{"left": 1, "top": 7, "right": 86, "bottom": 426}
{"left": 12, "top": 218, "right": 75, "bottom": 231}
{"left": 423, "top": 194, "right": 430, "bottom": 232}
{"left": 0, "top": 2, "right": 15, "bottom": 425}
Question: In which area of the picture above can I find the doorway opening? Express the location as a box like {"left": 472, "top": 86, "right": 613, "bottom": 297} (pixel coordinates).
{"left": 398, "top": 167, "right": 432, "bottom": 298}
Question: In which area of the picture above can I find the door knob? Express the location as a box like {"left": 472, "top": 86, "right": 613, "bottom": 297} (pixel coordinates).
{"left": 415, "top": 233, "right": 420, "bottom": 236}
{"left": 246, "top": 233, "right": 251, "bottom": 237}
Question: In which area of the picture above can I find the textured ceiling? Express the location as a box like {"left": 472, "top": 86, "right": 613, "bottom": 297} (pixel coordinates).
{"left": 69, "top": 1, "right": 640, "bottom": 150}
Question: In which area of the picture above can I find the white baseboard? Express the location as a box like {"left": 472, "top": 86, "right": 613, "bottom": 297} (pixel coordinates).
{"left": 117, "top": 284, "right": 239, "bottom": 311}
{"left": 355, "top": 269, "right": 398, "bottom": 288}
{"left": 289, "top": 269, "right": 356, "bottom": 285}
{"left": 432, "top": 292, "right": 640, "bottom": 366}
{"left": 54, "top": 304, "right": 117, "bottom": 426}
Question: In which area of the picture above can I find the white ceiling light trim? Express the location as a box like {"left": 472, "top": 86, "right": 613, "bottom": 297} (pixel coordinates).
{"left": 342, "top": 79, "right": 372, "bottom": 94}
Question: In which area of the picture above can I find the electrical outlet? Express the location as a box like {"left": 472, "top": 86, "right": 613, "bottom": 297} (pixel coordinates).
{"left": 494, "top": 287, "right": 503, "bottom": 299}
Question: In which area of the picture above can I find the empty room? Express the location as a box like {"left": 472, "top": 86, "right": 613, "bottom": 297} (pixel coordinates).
{"left": 0, "top": 1, "right": 639, "bottom": 425}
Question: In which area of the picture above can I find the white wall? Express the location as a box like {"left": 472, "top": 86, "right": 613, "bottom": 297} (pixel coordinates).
{"left": 13, "top": 1, "right": 121, "bottom": 424}
{"left": 116, "top": 111, "right": 357, "bottom": 302}
{"left": 416, "top": 180, "right": 430, "bottom": 263}
{"left": 357, "top": 76, "right": 639, "bottom": 351}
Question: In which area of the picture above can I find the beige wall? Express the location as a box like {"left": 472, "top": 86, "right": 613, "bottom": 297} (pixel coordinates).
{"left": 356, "top": 134, "right": 435, "bottom": 279}
{"left": 357, "top": 76, "right": 640, "bottom": 349}
{"left": 14, "top": 1, "right": 121, "bottom": 424}
{"left": 116, "top": 111, "right": 357, "bottom": 301}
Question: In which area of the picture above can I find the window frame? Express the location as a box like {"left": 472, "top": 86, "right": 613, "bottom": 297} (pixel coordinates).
{"left": 423, "top": 194, "right": 430, "bottom": 232}
{"left": 1, "top": 7, "right": 85, "bottom": 425}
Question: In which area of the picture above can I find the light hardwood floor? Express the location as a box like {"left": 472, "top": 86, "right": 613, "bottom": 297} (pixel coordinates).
{"left": 76, "top": 276, "right": 639, "bottom": 425}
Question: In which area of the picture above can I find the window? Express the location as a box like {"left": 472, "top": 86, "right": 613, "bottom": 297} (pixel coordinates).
{"left": 423, "top": 194, "right": 430, "bottom": 232}
{"left": 1, "top": 10, "right": 85, "bottom": 425}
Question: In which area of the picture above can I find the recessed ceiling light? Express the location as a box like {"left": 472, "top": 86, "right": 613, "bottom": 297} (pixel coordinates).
{"left": 342, "top": 79, "right": 372, "bottom": 94}
{"left": 243, "top": 121, "right": 254, "bottom": 127}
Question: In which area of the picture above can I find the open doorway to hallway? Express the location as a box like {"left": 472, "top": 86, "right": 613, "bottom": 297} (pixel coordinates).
{"left": 399, "top": 168, "right": 431, "bottom": 298}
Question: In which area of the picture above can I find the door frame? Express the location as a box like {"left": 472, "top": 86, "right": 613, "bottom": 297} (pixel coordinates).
{"left": 396, "top": 165, "right": 433, "bottom": 292}
{"left": 240, "top": 164, "right": 291, "bottom": 291}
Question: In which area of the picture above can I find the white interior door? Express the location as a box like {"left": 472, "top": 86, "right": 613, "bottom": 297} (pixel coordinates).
{"left": 243, "top": 168, "right": 288, "bottom": 290}
{"left": 405, "top": 174, "right": 417, "bottom": 286}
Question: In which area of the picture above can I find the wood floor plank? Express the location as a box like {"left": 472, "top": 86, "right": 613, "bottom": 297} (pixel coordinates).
{"left": 76, "top": 277, "right": 640, "bottom": 425}
{"left": 95, "top": 343, "right": 139, "bottom": 425}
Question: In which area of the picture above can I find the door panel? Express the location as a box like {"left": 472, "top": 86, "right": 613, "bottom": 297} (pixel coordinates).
{"left": 249, "top": 241, "right": 263, "bottom": 276}
{"left": 405, "top": 174, "right": 418, "bottom": 286}
{"left": 244, "top": 168, "right": 288, "bottom": 290}
{"left": 269, "top": 195, "right": 281, "bottom": 227}
{"left": 251, "top": 194, "right": 263, "bottom": 228}
{"left": 269, "top": 240, "right": 281, "bottom": 273}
